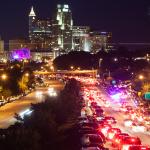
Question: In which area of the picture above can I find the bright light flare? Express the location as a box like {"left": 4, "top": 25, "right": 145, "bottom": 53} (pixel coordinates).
{"left": 132, "top": 125, "right": 146, "bottom": 132}
{"left": 111, "top": 93, "right": 121, "bottom": 101}
{"left": 124, "top": 120, "right": 133, "bottom": 127}
{"left": 36, "top": 91, "right": 42, "bottom": 96}
{"left": 108, "top": 133, "right": 115, "bottom": 140}
{"left": 19, "top": 109, "right": 33, "bottom": 119}
{"left": 1, "top": 74, "right": 7, "bottom": 80}
{"left": 49, "top": 92, "right": 57, "bottom": 97}
{"left": 48, "top": 87, "right": 54, "bottom": 92}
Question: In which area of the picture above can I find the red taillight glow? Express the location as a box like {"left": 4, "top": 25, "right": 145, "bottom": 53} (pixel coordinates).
{"left": 131, "top": 138, "right": 135, "bottom": 142}
{"left": 115, "top": 139, "right": 120, "bottom": 143}
{"left": 108, "top": 133, "right": 115, "bottom": 139}
{"left": 141, "top": 147, "right": 147, "bottom": 150}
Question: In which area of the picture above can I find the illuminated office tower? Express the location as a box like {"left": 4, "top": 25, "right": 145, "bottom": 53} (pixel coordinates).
{"left": 72, "top": 26, "right": 90, "bottom": 51}
{"left": 54, "top": 4, "right": 73, "bottom": 53}
{"left": 0, "top": 37, "right": 4, "bottom": 53}
{"left": 29, "top": 6, "right": 36, "bottom": 42}
{"left": 90, "top": 31, "right": 112, "bottom": 53}
{"left": 29, "top": 7, "right": 52, "bottom": 50}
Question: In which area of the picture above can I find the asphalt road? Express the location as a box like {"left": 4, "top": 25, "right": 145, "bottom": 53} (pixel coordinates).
{"left": 98, "top": 86, "right": 150, "bottom": 147}
{"left": 0, "top": 80, "right": 64, "bottom": 129}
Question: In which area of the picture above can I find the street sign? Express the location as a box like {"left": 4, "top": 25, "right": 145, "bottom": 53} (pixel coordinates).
{"left": 144, "top": 92, "right": 150, "bottom": 100}
{"left": 112, "top": 80, "right": 116, "bottom": 85}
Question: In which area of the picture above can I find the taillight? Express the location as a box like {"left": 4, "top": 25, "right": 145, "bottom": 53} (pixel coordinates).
{"left": 108, "top": 133, "right": 114, "bottom": 139}
{"left": 115, "top": 139, "right": 120, "bottom": 143}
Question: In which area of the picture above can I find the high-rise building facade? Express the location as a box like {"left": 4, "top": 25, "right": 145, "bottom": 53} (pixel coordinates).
{"left": 72, "top": 26, "right": 90, "bottom": 51}
{"left": 54, "top": 4, "right": 73, "bottom": 52}
{"left": 29, "top": 7, "right": 52, "bottom": 50}
{"left": 28, "top": 4, "right": 113, "bottom": 58}
{"left": 90, "top": 31, "right": 112, "bottom": 53}
{"left": 0, "top": 37, "right": 4, "bottom": 53}
{"left": 9, "top": 39, "right": 28, "bottom": 51}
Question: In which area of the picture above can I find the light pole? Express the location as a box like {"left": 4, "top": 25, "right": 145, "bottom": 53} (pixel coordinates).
{"left": 70, "top": 66, "right": 74, "bottom": 70}
{"left": 25, "top": 73, "right": 29, "bottom": 77}
{"left": 0, "top": 74, "right": 8, "bottom": 100}
{"left": 139, "top": 75, "right": 144, "bottom": 80}
{"left": 1, "top": 74, "right": 7, "bottom": 80}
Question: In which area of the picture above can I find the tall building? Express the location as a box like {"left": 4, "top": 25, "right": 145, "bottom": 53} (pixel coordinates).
{"left": 9, "top": 39, "right": 28, "bottom": 51}
{"left": 28, "top": 4, "right": 113, "bottom": 58}
{"left": 90, "top": 31, "right": 112, "bottom": 53}
{"left": 52, "top": 4, "right": 73, "bottom": 55}
{"left": 72, "top": 26, "right": 90, "bottom": 51}
{"left": 29, "top": 7, "right": 36, "bottom": 42}
{"left": 29, "top": 7, "right": 52, "bottom": 50}
{"left": 0, "top": 37, "right": 4, "bottom": 53}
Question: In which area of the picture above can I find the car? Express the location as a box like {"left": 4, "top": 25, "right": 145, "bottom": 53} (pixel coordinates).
{"left": 98, "top": 124, "right": 112, "bottom": 135}
{"left": 91, "top": 102, "right": 98, "bottom": 107}
{"left": 112, "top": 133, "right": 129, "bottom": 147}
{"left": 107, "top": 128, "right": 121, "bottom": 140}
{"left": 79, "top": 122, "right": 99, "bottom": 129}
{"left": 132, "top": 124, "right": 146, "bottom": 132}
{"left": 0, "top": 100, "right": 5, "bottom": 106}
{"left": 128, "top": 145, "right": 150, "bottom": 150}
{"left": 81, "top": 134, "right": 104, "bottom": 147}
{"left": 119, "top": 136, "right": 141, "bottom": 150}
{"left": 102, "top": 116, "right": 117, "bottom": 124}
{"left": 124, "top": 106, "right": 133, "bottom": 114}
{"left": 81, "top": 143, "right": 109, "bottom": 150}
{"left": 95, "top": 109, "right": 104, "bottom": 117}
{"left": 124, "top": 119, "right": 133, "bottom": 127}
{"left": 78, "top": 116, "right": 89, "bottom": 124}
{"left": 79, "top": 126, "right": 96, "bottom": 134}
{"left": 80, "top": 146, "right": 104, "bottom": 150}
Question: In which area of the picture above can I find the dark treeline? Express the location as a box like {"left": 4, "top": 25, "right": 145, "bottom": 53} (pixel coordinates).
{"left": 54, "top": 48, "right": 150, "bottom": 81}
{"left": 0, "top": 78, "right": 82, "bottom": 150}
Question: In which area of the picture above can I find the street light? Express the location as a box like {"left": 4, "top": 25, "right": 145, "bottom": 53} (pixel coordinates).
{"left": 114, "top": 58, "right": 118, "bottom": 62}
{"left": 1, "top": 74, "right": 7, "bottom": 80}
{"left": 139, "top": 75, "right": 144, "bottom": 80}
{"left": 70, "top": 66, "right": 74, "bottom": 70}
{"left": 99, "top": 58, "right": 103, "bottom": 67}
{"left": 50, "top": 66, "right": 54, "bottom": 71}
{"left": 25, "top": 73, "right": 29, "bottom": 77}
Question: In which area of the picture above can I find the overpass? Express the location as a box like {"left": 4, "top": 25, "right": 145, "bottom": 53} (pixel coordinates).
{"left": 34, "top": 70, "right": 98, "bottom": 77}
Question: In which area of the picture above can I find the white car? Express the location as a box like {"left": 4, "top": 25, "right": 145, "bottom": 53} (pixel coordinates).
{"left": 132, "top": 124, "right": 146, "bottom": 132}
{"left": 124, "top": 119, "right": 133, "bottom": 127}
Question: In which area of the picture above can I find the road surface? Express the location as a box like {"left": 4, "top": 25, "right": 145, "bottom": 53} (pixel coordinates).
{"left": 79, "top": 77, "right": 150, "bottom": 149}
{"left": 98, "top": 85, "right": 150, "bottom": 147}
{"left": 0, "top": 80, "right": 64, "bottom": 129}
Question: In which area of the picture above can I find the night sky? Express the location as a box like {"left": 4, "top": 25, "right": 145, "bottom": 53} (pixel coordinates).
{"left": 0, "top": 0, "right": 150, "bottom": 43}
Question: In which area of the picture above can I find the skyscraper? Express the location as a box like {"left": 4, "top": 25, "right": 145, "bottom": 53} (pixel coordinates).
{"left": 29, "top": 7, "right": 52, "bottom": 50}
{"left": 54, "top": 4, "right": 73, "bottom": 52}
{"left": 29, "top": 6, "right": 36, "bottom": 42}
{"left": 28, "top": 4, "right": 112, "bottom": 59}
{"left": 90, "top": 31, "right": 112, "bottom": 53}
{"left": 0, "top": 37, "right": 4, "bottom": 53}
{"left": 72, "top": 26, "right": 90, "bottom": 51}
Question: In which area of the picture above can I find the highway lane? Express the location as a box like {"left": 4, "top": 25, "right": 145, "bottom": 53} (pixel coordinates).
{"left": 0, "top": 80, "right": 64, "bottom": 129}
{"left": 98, "top": 86, "right": 150, "bottom": 146}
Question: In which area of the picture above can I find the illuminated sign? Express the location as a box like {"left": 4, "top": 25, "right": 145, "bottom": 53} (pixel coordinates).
{"left": 11, "top": 48, "right": 30, "bottom": 61}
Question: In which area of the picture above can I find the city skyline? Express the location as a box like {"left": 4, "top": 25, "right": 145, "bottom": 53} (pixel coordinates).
{"left": 0, "top": 0, "right": 150, "bottom": 43}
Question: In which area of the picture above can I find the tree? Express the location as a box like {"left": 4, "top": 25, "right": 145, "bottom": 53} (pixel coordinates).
{"left": 0, "top": 89, "right": 12, "bottom": 99}
{"left": 18, "top": 74, "right": 29, "bottom": 92}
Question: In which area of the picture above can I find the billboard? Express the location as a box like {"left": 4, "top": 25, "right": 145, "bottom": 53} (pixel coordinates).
{"left": 11, "top": 48, "right": 30, "bottom": 61}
